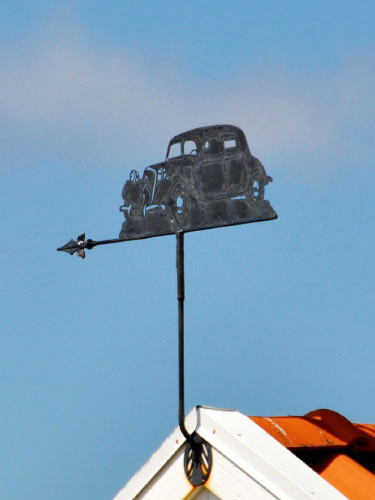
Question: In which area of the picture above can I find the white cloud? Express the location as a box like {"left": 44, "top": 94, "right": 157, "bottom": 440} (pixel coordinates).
{"left": 0, "top": 38, "right": 373, "bottom": 166}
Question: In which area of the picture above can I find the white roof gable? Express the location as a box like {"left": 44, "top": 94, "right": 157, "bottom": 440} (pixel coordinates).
{"left": 112, "top": 407, "right": 348, "bottom": 500}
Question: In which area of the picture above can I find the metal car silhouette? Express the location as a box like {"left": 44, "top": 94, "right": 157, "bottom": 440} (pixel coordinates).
{"left": 119, "top": 124, "right": 275, "bottom": 238}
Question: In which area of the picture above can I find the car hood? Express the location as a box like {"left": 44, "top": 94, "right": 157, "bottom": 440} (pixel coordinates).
{"left": 145, "top": 161, "right": 166, "bottom": 172}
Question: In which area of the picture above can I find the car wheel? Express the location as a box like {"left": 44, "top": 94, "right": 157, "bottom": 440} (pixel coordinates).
{"left": 171, "top": 183, "right": 190, "bottom": 226}
{"left": 250, "top": 178, "right": 264, "bottom": 201}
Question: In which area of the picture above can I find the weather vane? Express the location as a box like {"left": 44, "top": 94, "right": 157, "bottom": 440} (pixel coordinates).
{"left": 58, "top": 124, "right": 277, "bottom": 486}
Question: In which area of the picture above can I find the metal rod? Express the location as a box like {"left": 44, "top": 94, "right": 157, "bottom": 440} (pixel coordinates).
{"left": 176, "top": 232, "right": 213, "bottom": 485}
{"left": 85, "top": 238, "right": 123, "bottom": 248}
{"left": 176, "top": 230, "right": 191, "bottom": 442}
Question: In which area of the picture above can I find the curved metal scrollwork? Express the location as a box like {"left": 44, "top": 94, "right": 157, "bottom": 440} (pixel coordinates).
{"left": 184, "top": 432, "right": 212, "bottom": 486}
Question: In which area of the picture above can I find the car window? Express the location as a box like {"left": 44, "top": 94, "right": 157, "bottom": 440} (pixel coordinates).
{"left": 168, "top": 142, "right": 182, "bottom": 158}
{"left": 224, "top": 138, "right": 237, "bottom": 150}
{"left": 183, "top": 140, "right": 197, "bottom": 155}
{"left": 203, "top": 138, "right": 222, "bottom": 156}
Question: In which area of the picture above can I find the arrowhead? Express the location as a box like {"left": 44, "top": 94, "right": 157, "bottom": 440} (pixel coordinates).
{"left": 57, "top": 238, "right": 80, "bottom": 255}
{"left": 57, "top": 233, "right": 88, "bottom": 257}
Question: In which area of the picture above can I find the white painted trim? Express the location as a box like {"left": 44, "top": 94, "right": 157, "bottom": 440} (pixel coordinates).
{"left": 112, "top": 407, "right": 348, "bottom": 500}
{"left": 197, "top": 407, "right": 347, "bottom": 500}
{"left": 112, "top": 409, "right": 197, "bottom": 500}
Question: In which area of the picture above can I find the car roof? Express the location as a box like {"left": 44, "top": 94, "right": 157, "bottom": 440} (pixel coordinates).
{"left": 170, "top": 124, "right": 246, "bottom": 143}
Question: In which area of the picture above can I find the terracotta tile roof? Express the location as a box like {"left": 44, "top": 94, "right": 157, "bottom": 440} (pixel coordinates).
{"left": 249, "top": 409, "right": 375, "bottom": 500}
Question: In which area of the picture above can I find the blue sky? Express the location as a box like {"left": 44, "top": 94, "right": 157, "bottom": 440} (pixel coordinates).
{"left": 1, "top": 2, "right": 374, "bottom": 499}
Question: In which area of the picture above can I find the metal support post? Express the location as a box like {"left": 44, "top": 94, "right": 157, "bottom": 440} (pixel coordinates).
{"left": 176, "top": 231, "right": 212, "bottom": 486}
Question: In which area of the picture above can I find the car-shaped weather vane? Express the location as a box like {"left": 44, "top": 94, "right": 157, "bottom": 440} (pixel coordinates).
{"left": 58, "top": 124, "right": 277, "bottom": 487}
{"left": 120, "top": 124, "right": 276, "bottom": 238}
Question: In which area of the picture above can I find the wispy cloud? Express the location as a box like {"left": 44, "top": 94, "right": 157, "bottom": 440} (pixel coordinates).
{"left": 0, "top": 37, "right": 373, "bottom": 168}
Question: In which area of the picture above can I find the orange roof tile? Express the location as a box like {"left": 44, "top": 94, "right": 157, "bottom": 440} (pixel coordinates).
{"left": 249, "top": 409, "right": 375, "bottom": 500}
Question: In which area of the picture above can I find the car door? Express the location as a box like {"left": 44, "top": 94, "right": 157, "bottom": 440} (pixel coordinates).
{"left": 199, "top": 135, "right": 225, "bottom": 198}
{"left": 222, "top": 134, "right": 246, "bottom": 196}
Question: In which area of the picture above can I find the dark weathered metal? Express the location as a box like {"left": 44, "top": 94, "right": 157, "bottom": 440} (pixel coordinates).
{"left": 176, "top": 231, "right": 188, "bottom": 440}
{"left": 57, "top": 125, "right": 277, "bottom": 257}
{"left": 57, "top": 232, "right": 88, "bottom": 258}
{"left": 120, "top": 124, "right": 277, "bottom": 240}
{"left": 184, "top": 432, "right": 213, "bottom": 486}
{"left": 57, "top": 124, "right": 276, "bottom": 487}
{"left": 57, "top": 234, "right": 123, "bottom": 257}
{"left": 176, "top": 231, "right": 212, "bottom": 485}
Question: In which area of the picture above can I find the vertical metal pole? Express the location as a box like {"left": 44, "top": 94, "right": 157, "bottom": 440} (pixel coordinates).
{"left": 176, "top": 230, "right": 213, "bottom": 485}
{"left": 176, "top": 230, "right": 190, "bottom": 440}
